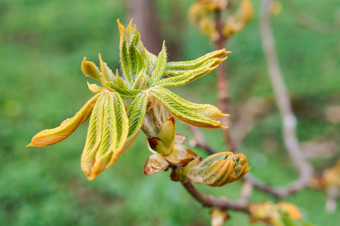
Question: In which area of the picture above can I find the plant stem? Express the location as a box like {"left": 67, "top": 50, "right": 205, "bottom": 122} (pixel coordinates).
{"left": 258, "top": 0, "right": 313, "bottom": 198}
{"left": 181, "top": 181, "right": 250, "bottom": 214}
{"left": 215, "top": 9, "right": 236, "bottom": 153}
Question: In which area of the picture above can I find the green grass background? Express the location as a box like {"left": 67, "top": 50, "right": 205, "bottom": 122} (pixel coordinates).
{"left": 1, "top": 0, "right": 340, "bottom": 225}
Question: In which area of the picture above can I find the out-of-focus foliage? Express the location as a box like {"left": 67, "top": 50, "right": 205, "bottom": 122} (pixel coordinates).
{"left": 1, "top": 0, "right": 340, "bottom": 225}
{"left": 249, "top": 202, "right": 308, "bottom": 226}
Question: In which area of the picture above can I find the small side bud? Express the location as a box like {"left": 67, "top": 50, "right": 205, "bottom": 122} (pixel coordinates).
{"left": 182, "top": 152, "right": 250, "bottom": 187}
{"left": 164, "top": 143, "right": 197, "bottom": 165}
{"left": 157, "top": 115, "right": 176, "bottom": 150}
{"left": 143, "top": 153, "right": 170, "bottom": 175}
{"left": 210, "top": 208, "right": 229, "bottom": 226}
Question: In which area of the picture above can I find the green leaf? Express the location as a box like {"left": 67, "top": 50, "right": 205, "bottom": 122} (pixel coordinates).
{"left": 153, "top": 57, "right": 226, "bottom": 87}
{"left": 80, "top": 93, "right": 106, "bottom": 179}
{"left": 128, "top": 32, "right": 140, "bottom": 80}
{"left": 127, "top": 91, "right": 148, "bottom": 138}
{"left": 150, "top": 87, "right": 228, "bottom": 128}
{"left": 104, "top": 81, "right": 141, "bottom": 99}
{"left": 166, "top": 49, "right": 229, "bottom": 70}
{"left": 99, "top": 54, "right": 115, "bottom": 82}
{"left": 81, "top": 91, "right": 129, "bottom": 180}
{"left": 122, "top": 91, "right": 148, "bottom": 151}
{"left": 148, "top": 42, "right": 167, "bottom": 86}
{"left": 118, "top": 20, "right": 133, "bottom": 84}
{"left": 132, "top": 69, "right": 149, "bottom": 89}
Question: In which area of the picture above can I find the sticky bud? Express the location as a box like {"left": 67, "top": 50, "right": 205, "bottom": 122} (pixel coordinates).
{"left": 182, "top": 152, "right": 250, "bottom": 187}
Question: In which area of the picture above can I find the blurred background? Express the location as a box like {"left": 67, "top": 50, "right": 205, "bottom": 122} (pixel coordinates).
{"left": 1, "top": 0, "right": 340, "bottom": 225}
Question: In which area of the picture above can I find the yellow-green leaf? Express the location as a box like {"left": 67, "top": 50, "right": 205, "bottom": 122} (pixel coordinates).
{"left": 105, "top": 81, "right": 141, "bottom": 99}
{"left": 118, "top": 20, "right": 133, "bottom": 84}
{"left": 99, "top": 54, "right": 115, "bottom": 82}
{"left": 148, "top": 42, "right": 167, "bottom": 85}
{"left": 87, "top": 82, "right": 104, "bottom": 94}
{"left": 132, "top": 69, "right": 149, "bottom": 90}
{"left": 127, "top": 91, "right": 148, "bottom": 138}
{"left": 81, "top": 92, "right": 129, "bottom": 180}
{"left": 81, "top": 57, "right": 102, "bottom": 82}
{"left": 150, "top": 87, "right": 228, "bottom": 128}
{"left": 27, "top": 93, "right": 102, "bottom": 147}
{"left": 153, "top": 57, "right": 226, "bottom": 87}
{"left": 166, "top": 49, "right": 229, "bottom": 70}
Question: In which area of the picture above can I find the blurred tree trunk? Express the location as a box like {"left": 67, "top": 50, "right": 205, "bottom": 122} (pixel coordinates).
{"left": 126, "top": 0, "right": 162, "bottom": 54}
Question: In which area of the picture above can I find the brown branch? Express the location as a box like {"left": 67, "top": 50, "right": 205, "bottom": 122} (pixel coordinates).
{"left": 181, "top": 181, "right": 250, "bottom": 214}
{"left": 187, "top": 0, "right": 314, "bottom": 201}
{"left": 215, "top": 9, "right": 236, "bottom": 153}
{"left": 252, "top": 0, "right": 313, "bottom": 198}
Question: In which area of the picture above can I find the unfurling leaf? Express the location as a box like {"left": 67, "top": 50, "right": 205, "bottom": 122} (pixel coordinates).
{"left": 87, "top": 82, "right": 104, "bottom": 94}
{"left": 27, "top": 93, "right": 102, "bottom": 147}
{"left": 164, "top": 49, "right": 229, "bottom": 75}
{"left": 81, "top": 91, "right": 129, "bottom": 180}
{"left": 143, "top": 153, "right": 170, "bottom": 175}
{"left": 81, "top": 57, "right": 102, "bottom": 82}
{"left": 148, "top": 42, "right": 167, "bottom": 86}
{"left": 117, "top": 19, "right": 152, "bottom": 85}
{"left": 150, "top": 87, "right": 228, "bottom": 128}
{"left": 123, "top": 91, "right": 149, "bottom": 149}
{"left": 99, "top": 54, "right": 115, "bottom": 82}
{"left": 118, "top": 19, "right": 133, "bottom": 84}
{"left": 157, "top": 50, "right": 229, "bottom": 88}
{"left": 182, "top": 152, "right": 250, "bottom": 187}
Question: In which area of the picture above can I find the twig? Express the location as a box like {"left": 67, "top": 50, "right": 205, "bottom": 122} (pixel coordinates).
{"left": 255, "top": 0, "right": 313, "bottom": 198}
{"left": 181, "top": 181, "right": 250, "bottom": 214}
{"left": 188, "top": 0, "right": 314, "bottom": 201}
{"left": 215, "top": 9, "right": 236, "bottom": 153}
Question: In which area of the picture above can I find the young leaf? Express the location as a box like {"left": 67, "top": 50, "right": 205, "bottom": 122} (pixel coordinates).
{"left": 165, "top": 49, "right": 229, "bottom": 70}
{"left": 127, "top": 91, "right": 149, "bottom": 138}
{"left": 132, "top": 69, "right": 149, "bottom": 90}
{"left": 117, "top": 20, "right": 133, "bottom": 84}
{"left": 81, "top": 92, "right": 129, "bottom": 180}
{"left": 148, "top": 42, "right": 167, "bottom": 86}
{"left": 27, "top": 93, "right": 102, "bottom": 147}
{"left": 153, "top": 57, "right": 227, "bottom": 87}
{"left": 81, "top": 57, "right": 102, "bottom": 82}
{"left": 99, "top": 54, "right": 115, "bottom": 82}
{"left": 104, "top": 81, "right": 141, "bottom": 99}
{"left": 150, "top": 87, "right": 228, "bottom": 128}
{"left": 128, "top": 32, "right": 140, "bottom": 80}
{"left": 119, "top": 91, "right": 148, "bottom": 153}
{"left": 87, "top": 82, "right": 104, "bottom": 94}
